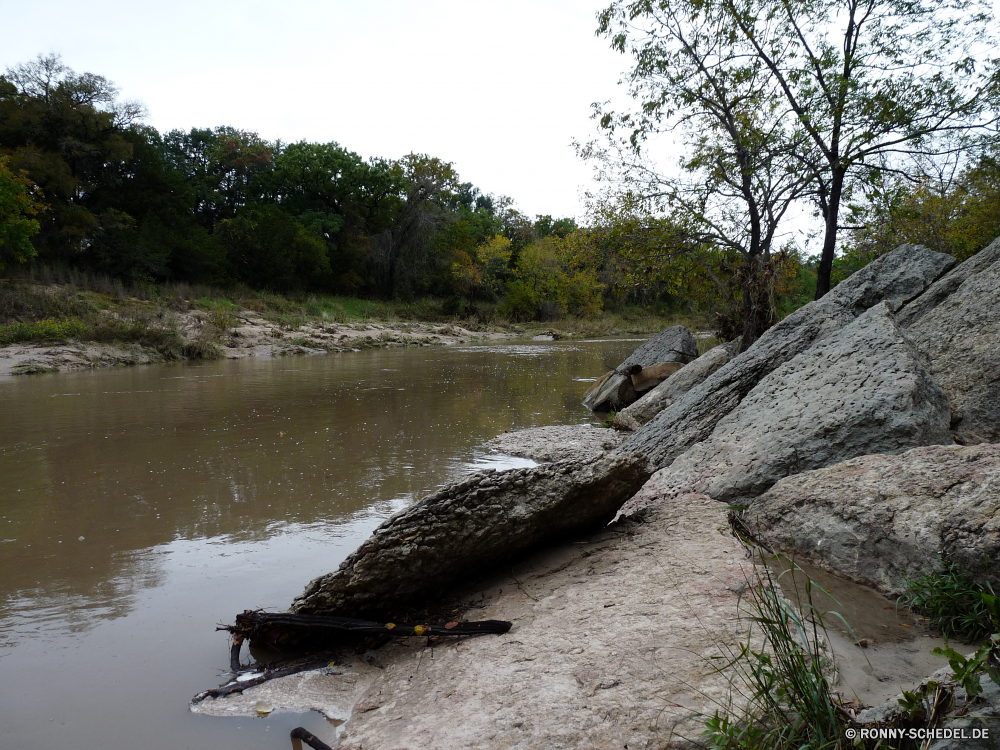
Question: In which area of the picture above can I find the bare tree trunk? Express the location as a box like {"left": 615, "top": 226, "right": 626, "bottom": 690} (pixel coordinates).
{"left": 815, "top": 167, "right": 846, "bottom": 299}
{"left": 739, "top": 254, "right": 774, "bottom": 352}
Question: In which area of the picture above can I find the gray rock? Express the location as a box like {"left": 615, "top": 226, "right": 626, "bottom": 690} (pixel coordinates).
{"left": 620, "top": 244, "right": 954, "bottom": 470}
{"left": 613, "top": 339, "right": 740, "bottom": 431}
{"left": 903, "top": 248, "right": 1000, "bottom": 444}
{"left": 581, "top": 325, "right": 697, "bottom": 411}
{"left": 292, "top": 452, "right": 652, "bottom": 618}
{"left": 621, "top": 324, "right": 699, "bottom": 369}
{"left": 854, "top": 665, "right": 1000, "bottom": 750}
{"left": 745, "top": 443, "right": 1000, "bottom": 596}
{"left": 826, "top": 242, "right": 956, "bottom": 315}
{"left": 486, "top": 424, "right": 626, "bottom": 463}
{"left": 897, "top": 236, "right": 1000, "bottom": 328}
{"left": 625, "top": 303, "right": 952, "bottom": 510}
{"left": 579, "top": 368, "right": 637, "bottom": 412}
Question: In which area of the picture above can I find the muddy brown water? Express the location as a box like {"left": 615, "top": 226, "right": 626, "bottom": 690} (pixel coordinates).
{"left": 0, "top": 338, "right": 647, "bottom": 750}
{"left": 770, "top": 557, "right": 974, "bottom": 705}
{"left": 0, "top": 339, "right": 963, "bottom": 748}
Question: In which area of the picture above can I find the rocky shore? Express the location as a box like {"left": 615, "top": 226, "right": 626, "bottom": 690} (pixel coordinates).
{"left": 194, "top": 238, "right": 1000, "bottom": 749}
{"left": 0, "top": 310, "right": 511, "bottom": 377}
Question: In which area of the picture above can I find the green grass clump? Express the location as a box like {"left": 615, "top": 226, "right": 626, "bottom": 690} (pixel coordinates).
{"left": 0, "top": 318, "right": 91, "bottom": 345}
{"left": 705, "top": 557, "right": 845, "bottom": 750}
{"left": 899, "top": 558, "right": 994, "bottom": 640}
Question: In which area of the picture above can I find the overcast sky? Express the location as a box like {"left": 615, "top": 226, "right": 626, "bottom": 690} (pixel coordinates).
{"left": 1, "top": 0, "right": 633, "bottom": 221}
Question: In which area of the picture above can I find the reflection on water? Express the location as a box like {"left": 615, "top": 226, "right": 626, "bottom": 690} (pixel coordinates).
{"left": 0, "top": 337, "right": 639, "bottom": 750}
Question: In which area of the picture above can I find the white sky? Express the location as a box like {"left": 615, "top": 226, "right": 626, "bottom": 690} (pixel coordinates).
{"left": 1, "top": 0, "right": 633, "bottom": 221}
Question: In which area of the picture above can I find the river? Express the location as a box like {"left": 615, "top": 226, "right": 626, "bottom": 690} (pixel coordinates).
{"left": 0, "top": 337, "right": 642, "bottom": 750}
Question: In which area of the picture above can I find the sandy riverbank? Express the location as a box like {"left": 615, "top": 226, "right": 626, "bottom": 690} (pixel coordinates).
{"left": 0, "top": 310, "right": 517, "bottom": 378}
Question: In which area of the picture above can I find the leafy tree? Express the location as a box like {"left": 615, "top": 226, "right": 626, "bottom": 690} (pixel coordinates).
{"left": 0, "top": 54, "right": 144, "bottom": 262}
{"left": 0, "top": 155, "right": 46, "bottom": 268}
{"left": 594, "top": 0, "right": 814, "bottom": 347}
{"left": 837, "top": 145, "right": 1000, "bottom": 284}
{"left": 159, "top": 127, "right": 272, "bottom": 230}
{"left": 216, "top": 204, "right": 330, "bottom": 290}
{"left": 501, "top": 235, "right": 605, "bottom": 321}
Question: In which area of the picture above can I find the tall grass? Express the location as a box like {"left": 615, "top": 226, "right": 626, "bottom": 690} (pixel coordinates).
{"left": 898, "top": 558, "right": 995, "bottom": 641}
{"left": 705, "top": 555, "right": 846, "bottom": 750}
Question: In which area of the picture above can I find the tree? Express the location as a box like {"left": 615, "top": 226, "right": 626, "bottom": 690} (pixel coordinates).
{"left": 599, "top": 0, "right": 998, "bottom": 299}
{"left": 0, "top": 54, "right": 144, "bottom": 262}
{"left": 0, "top": 155, "right": 46, "bottom": 268}
{"left": 595, "top": 0, "right": 814, "bottom": 348}
{"left": 841, "top": 142, "right": 1000, "bottom": 271}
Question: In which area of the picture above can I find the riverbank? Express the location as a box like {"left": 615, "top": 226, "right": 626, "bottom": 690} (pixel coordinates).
{"left": 194, "top": 239, "right": 1000, "bottom": 748}
{"left": 0, "top": 277, "right": 699, "bottom": 377}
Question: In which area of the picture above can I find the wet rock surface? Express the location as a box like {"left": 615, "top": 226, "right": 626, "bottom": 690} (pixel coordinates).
{"left": 626, "top": 303, "right": 952, "bottom": 510}
{"left": 746, "top": 443, "right": 1000, "bottom": 595}
{"left": 486, "top": 424, "right": 625, "bottom": 463}
{"left": 292, "top": 452, "right": 651, "bottom": 619}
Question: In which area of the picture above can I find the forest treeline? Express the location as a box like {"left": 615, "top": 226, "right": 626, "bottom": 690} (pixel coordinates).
{"left": 2, "top": 51, "right": 1000, "bottom": 333}
{"left": 0, "top": 55, "right": 606, "bottom": 322}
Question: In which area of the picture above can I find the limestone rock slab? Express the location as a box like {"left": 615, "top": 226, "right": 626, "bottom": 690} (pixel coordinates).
{"left": 746, "top": 443, "right": 1000, "bottom": 595}
{"left": 330, "top": 497, "right": 752, "bottom": 750}
{"left": 626, "top": 303, "right": 952, "bottom": 510}
{"left": 903, "top": 247, "right": 1000, "bottom": 444}
{"left": 620, "top": 244, "right": 954, "bottom": 470}
{"left": 614, "top": 339, "right": 740, "bottom": 431}
{"left": 582, "top": 325, "right": 697, "bottom": 411}
{"left": 486, "top": 424, "right": 625, "bottom": 463}
{"left": 292, "top": 453, "right": 651, "bottom": 618}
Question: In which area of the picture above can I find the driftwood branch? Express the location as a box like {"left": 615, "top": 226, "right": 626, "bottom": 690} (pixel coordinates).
{"left": 193, "top": 611, "right": 514, "bottom": 705}
{"left": 290, "top": 726, "right": 335, "bottom": 750}
{"left": 222, "top": 610, "right": 512, "bottom": 646}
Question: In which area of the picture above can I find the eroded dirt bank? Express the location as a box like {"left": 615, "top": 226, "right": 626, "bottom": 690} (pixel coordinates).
{"left": 0, "top": 310, "right": 513, "bottom": 377}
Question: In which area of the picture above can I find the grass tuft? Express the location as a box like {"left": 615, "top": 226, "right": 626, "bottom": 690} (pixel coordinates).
{"left": 898, "top": 558, "right": 994, "bottom": 641}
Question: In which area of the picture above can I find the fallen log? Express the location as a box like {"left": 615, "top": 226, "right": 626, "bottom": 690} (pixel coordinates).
{"left": 223, "top": 609, "right": 513, "bottom": 648}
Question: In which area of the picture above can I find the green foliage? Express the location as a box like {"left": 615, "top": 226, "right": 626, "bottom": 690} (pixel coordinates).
{"left": 898, "top": 558, "right": 995, "bottom": 640}
{"left": 843, "top": 148, "right": 1000, "bottom": 269}
{"left": 703, "top": 558, "right": 844, "bottom": 750}
{"left": 216, "top": 205, "right": 330, "bottom": 290}
{"left": 498, "top": 235, "right": 605, "bottom": 321}
{"left": 0, "top": 156, "right": 45, "bottom": 268}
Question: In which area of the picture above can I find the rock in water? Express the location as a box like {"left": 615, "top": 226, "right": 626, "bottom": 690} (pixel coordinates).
{"left": 614, "top": 339, "right": 740, "bottom": 431}
{"left": 745, "top": 443, "right": 1000, "bottom": 595}
{"left": 620, "top": 244, "right": 955, "bottom": 469}
{"left": 292, "top": 453, "right": 651, "bottom": 618}
{"left": 581, "top": 325, "right": 697, "bottom": 411}
{"left": 901, "top": 240, "right": 1000, "bottom": 444}
{"left": 486, "top": 424, "right": 626, "bottom": 463}
{"left": 625, "top": 303, "right": 952, "bottom": 510}
{"left": 620, "top": 324, "right": 699, "bottom": 370}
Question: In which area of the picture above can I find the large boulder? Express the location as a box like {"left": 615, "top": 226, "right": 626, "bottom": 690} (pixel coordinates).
{"left": 619, "top": 244, "right": 955, "bottom": 470}
{"left": 744, "top": 443, "right": 1000, "bottom": 596}
{"left": 581, "top": 325, "right": 697, "bottom": 411}
{"left": 486, "top": 424, "right": 626, "bottom": 463}
{"left": 896, "top": 236, "right": 1000, "bottom": 328}
{"left": 613, "top": 339, "right": 740, "bottom": 431}
{"left": 292, "top": 452, "right": 651, "bottom": 618}
{"left": 900, "top": 241, "right": 1000, "bottom": 444}
{"left": 624, "top": 303, "right": 952, "bottom": 511}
